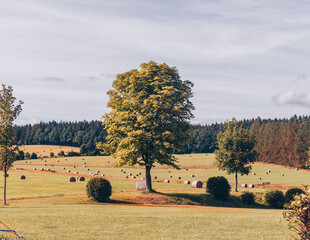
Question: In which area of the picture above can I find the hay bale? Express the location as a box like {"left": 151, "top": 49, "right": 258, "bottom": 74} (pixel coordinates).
{"left": 265, "top": 172, "right": 268, "bottom": 175}
{"left": 154, "top": 176, "right": 157, "bottom": 179}
{"left": 123, "top": 171, "right": 126, "bottom": 174}
{"left": 97, "top": 170, "right": 100, "bottom": 173}
{"left": 25, "top": 161, "right": 28, "bottom": 163}
{"left": 84, "top": 162, "right": 86, "bottom": 164}
{"left": 120, "top": 169, "right": 123, "bottom": 172}
{"left": 184, "top": 180, "right": 190, "bottom": 184}
{"left": 78, "top": 176, "right": 85, "bottom": 181}
{"left": 57, "top": 160, "right": 59, "bottom": 162}
{"left": 141, "top": 178, "right": 145, "bottom": 180}
{"left": 20, "top": 175, "right": 26, "bottom": 180}
{"left": 44, "top": 164, "right": 47, "bottom": 166}
{"left": 84, "top": 165, "right": 87, "bottom": 168}
{"left": 178, "top": 176, "right": 181, "bottom": 179}
{"left": 136, "top": 174, "right": 139, "bottom": 176}
{"left": 281, "top": 173, "right": 284, "bottom": 176}
{"left": 252, "top": 172, "right": 256, "bottom": 175}
{"left": 75, "top": 172, "right": 79, "bottom": 174}
{"left": 51, "top": 164, "right": 54, "bottom": 167}
{"left": 107, "top": 161, "right": 110, "bottom": 163}
{"left": 258, "top": 177, "right": 262, "bottom": 180}
{"left": 164, "top": 180, "right": 170, "bottom": 183}
{"left": 186, "top": 169, "right": 188, "bottom": 171}
{"left": 87, "top": 168, "right": 90, "bottom": 171}
{"left": 47, "top": 169, "right": 50, "bottom": 171}
{"left": 136, "top": 181, "right": 147, "bottom": 190}
{"left": 125, "top": 175, "right": 128, "bottom": 178}
{"left": 248, "top": 184, "right": 254, "bottom": 188}
{"left": 268, "top": 170, "right": 271, "bottom": 173}
{"left": 241, "top": 184, "right": 247, "bottom": 188}
{"left": 63, "top": 167, "right": 66, "bottom": 170}
{"left": 40, "top": 168, "right": 44, "bottom": 171}
{"left": 296, "top": 168, "right": 299, "bottom": 171}
{"left": 132, "top": 176, "right": 136, "bottom": 179}
{"left": 100, "top": 174, "right": 105, "bottom": 177}
{"left": 192, "top": 180, "right": 203, "bottom": 188}
{"left": 191, "top": 174, "right": 195, "bottom": 177}
{"left": 129, "top": 173, "right": 132, "bottom": 176}
{"left": 33, "top": 168, "right": 36, "bottom": 170}
{"left": 67, "top": 170, "right": 71, "bottom": 173}
{"left": 89, "top": 173, "right": 93, "bottom": 175}
{"left": 69, "top": 177, "right": 76, "bottom": 182}
{"left": 139, "top": 172, "right": 141, "bottom": 175}
{"left": 169, "top": 175, "right": 173, "bottom": 178}
{"left": 73, "top": 166, "right": 76, "bottom": 168}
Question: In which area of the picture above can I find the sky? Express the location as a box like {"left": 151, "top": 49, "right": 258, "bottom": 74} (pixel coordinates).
{"left": 1, "top": 0, "right": 310, "bottom": 125}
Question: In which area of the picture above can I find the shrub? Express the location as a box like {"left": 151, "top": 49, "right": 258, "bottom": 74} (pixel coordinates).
{"left": 284, "top": 188, "right": 305, "bottom": 204}
{"left": 50, "top": 152, "right": 54, "bottom": 158}
{"left": 86, "top": 178, "right": 112, "bottom": 202}
{"left": 30, "top": 152, "right": 37, "bottom": 159}
{"left": 240, "top": 191, "right": 255, "bottom": 205}
{"left": 206, "top": 176, "right": 231, "bottom": 200}
{"left": 283, "top": 190, "right": 310, "bottom": 239}
{"left": 263, "top": 189, "right": 284, "bottom": 208}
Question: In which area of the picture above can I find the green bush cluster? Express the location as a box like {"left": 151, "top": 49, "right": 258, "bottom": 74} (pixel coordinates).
{"left": 263, "top": 189, "right": 284, "bottom": 209}
{"left": 284, "top": 188, "right": 305, "bottom": 204}
{"left": 86, "top": 178, "right": 112, "bottom": 202}
{"left": 206, "top": 176, "right": 231, "bottom": 200}
{"left": 240, "top": 191, "right": 255, "bottom": 205}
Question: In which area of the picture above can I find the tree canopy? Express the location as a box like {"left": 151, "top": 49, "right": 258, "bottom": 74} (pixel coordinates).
{"left": 97, "top": 61, "right": 194, "bottom": 191}
{"left": 214, "top": 118, "right": 258, "bottom": 191}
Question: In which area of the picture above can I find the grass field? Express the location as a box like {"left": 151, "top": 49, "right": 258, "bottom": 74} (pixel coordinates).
{"left": 0, "top": 147, "right": 306, "bottom": 239}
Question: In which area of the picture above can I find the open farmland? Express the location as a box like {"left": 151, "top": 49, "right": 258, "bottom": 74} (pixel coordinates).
{"left": 1, "top": 147, "right": 309, "bottom": 239}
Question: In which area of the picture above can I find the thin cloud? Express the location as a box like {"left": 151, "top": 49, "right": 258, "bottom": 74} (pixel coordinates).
{"left": 291, "top": 74, "right": 307, "bottom": 84}
{"left": 42, "top": 76, "right": 64, "bottom": 83}
{"left": 272, "top": 91, "right": 310, "bottom": 108}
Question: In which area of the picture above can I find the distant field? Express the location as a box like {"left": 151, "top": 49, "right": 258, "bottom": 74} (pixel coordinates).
{"left": 19, "top": 145, "right": 80, "bottom": 157}
{"left": 1, "top": 145, "right": 306, "bottom": 239}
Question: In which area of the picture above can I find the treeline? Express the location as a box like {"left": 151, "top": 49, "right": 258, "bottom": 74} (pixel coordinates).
{"left": 14, "top": 116, "right": 310, "bottom": 167}
{"left": 14, "top": 120, "right": 107, "bottom": 155}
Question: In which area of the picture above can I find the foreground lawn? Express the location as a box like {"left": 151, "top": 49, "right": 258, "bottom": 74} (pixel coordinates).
{"left": 0, "top": 195, "right": 291, "bottom": 240}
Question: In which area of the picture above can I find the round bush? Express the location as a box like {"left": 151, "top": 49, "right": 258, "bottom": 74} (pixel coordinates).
{"left": 240, "top": 191, "right": 255, "bottom": 205}
{"left": 206, "top": 176, "right": 231, "bottom": 200}
{"left": 86, "top": 178, "right": 112, "bottom": 202}
{"left": 263, "top": 189, "right": 285, "bottom": 209}
{"left": 285, "top": 188, "right": 305, "bottom": 203}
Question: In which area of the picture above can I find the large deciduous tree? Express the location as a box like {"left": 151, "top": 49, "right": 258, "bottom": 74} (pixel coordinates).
{"left": 214, "top": 118, "right": 258, "bottom": 192}
{"left": 97, "top": 61, "right": 194, "bottom": 192}
{"left": 0, "top": 85, "right": 23, "bottom": 205}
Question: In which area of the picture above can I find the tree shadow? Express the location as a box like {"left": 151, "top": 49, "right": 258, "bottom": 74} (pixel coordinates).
{"left": 154, "top": 191, "right": 270, "bottom": 209}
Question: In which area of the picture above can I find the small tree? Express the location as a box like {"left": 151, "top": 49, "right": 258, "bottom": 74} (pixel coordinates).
{"left": 97, "top": 61, "right": 194, "bottom": 192}
{"left": 214, "top": 118, "right": 258, "bottom": 192}
{"left": 0, "top": 85, "right": 23, "bottom": 205}
{"left": 284, "top": 189, "right": 310, "bottom": 239}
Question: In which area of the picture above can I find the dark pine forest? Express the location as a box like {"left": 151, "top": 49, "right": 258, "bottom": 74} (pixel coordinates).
{"left": 14, "top": 115, "right": 310, "bottom": 168}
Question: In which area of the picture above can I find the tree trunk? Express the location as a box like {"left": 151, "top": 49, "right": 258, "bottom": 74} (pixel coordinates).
{"left": 4, "top": 170, "right": 7, "bottom": 205}
{"left": 235, "top": 170, "right": 238, "bottom": 192}
{"left": 145, "top": 165, "right": 153, "bottom": 192}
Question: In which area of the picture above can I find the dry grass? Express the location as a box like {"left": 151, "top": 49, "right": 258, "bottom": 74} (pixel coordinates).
{"left": 19, "top": 145, "right": 80, "bottom": 157}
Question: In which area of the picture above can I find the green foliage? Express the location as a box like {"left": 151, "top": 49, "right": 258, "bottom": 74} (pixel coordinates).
{"left": 16, "top": 150, "right": 25, "bottom": 160}
{"left": 214, "top": 118, "right": 258, "bottom": 191}
{"left": 283, "top": 189, "right": 310, "bottom": 240}
{"left": 25, "top": 152, "right": 30, "bottom": 159}
{"left": 50, "top": 152, "right": 54, "bottom": 157}
{"left": 285, "top": 188, "right": 305, "bottom": 204}
{"left": 206, "top": 176, "right": 231, "bottom": 200}
{"left": 57, "top": 151, "right": 65, "bottom": 157}
{"left": 30, "top": 152, "right": 38, "bottom": 159}
{"left": 0, "top": 85, "right": 23, "bottom": 204}
{"left": 240, "top": 191, "right": 255, "bottom": 205}
{"left": 98, "top": 61, "right": 194, "bottom": 191}
{"left": 263, "top": 189, "right": 285, "bottom": 209}
{"left": 86, "top": 178, "right": 112, "bottom": 202}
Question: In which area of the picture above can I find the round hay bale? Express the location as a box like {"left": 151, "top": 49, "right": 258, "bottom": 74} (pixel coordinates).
{"left": 87, "top": 168, "right": 90, "bottom": 171}
{"left": 62, "top": 167, "right": 66, "bottom": 170}
{"left": 268, "top": 170, "right": 271, "bottom": 173}
{"left": 75, "top": 172, "right": 79, "bottom": 174}
{"left": 241, "top": 183, "right": 247, "bottom": 188}
{"left": 123, "top": 171, "right": 126, "bottom": 174}
{"left": 33, "top": 168, "right": 37, "bottom": 170}
{"left": 84, "top": 165, "right": 86, "bottom": 168}
{"left": 78, "top": 176, "right": 85, "bottom": 181}
{"left": 84, "top": 162, "right": 86, "bottom": 164}
{"left": 132, "top": 176, "right": 136, "bottom": 179}
{"left": 281, "top": 173, "right": 284, "bottom": 176}
{"left": 125, "top": 175, "right": 128, "bottom": 178}
{"left": 89, "top": 173, "right": 93, "bottom": 175}
{"left": 191, "top": 174, "right": 195, "bottom": 177}
{"left": 184, "top": 180, "right": 190, "bottom": 184}
{"left": 69, "top": 177, "right": 76, "bottom": 182}
{"left": 108, "top": 161, "right": 110, "bottom": 163}
{"left": 168, "top": 170, "right": 171, "bottom": 173}
{"left": 178, "top": 176, "right": 181, "bottom": 179}
{"left": 139, "top": 172, "right": 141, "bottom": 175}
{"left": 44, "top": 160, "right": 47, "bottom": 162}
{"left": 296, "top": 168, "right": 299, "bottom": 171}
{"left": 67, "top": 170, "right": 71, "bottom": 173}
{"left": 186, "top": 169, "right": 188, "bottom": 171}
{"left": 129, "top": 173, "right": 132, "bottom": 176}
{"left": 47, "top": 168, "right": 50, "bottom": 171}
{"left": 25, "top": 161, "right": 28, "bottom": 163}
{"left": 40, "top": 168, "right": 44, "bottom": 171}
{"left": 141, "top": 178, "right": 145, "bottom": 180}
{"left": 252, "top": 172, "right": 256, "bottom": 175}
{"left": 248, "top": 184, "right": 255, "bottom": 188}
{"left": 57, "top": 160, "right": 59, "bottom": 162}
{"left": 192, "top": 180, "right": 203, "bottom": 188}
{"left": 164, "top": 180, "right": 170, "bottom": 183}
{"left": 265, "top": 172, "right": 268, "bottom": 174}
{"left": 97, "top": 170, "right": 100, "bottom": 173}
{"left": 73, "top": 166, "right": 76, "bottom": 168}
{"left": 120, "top": 169, "right": 123, "bottom": 172}
{"left": 100, "top": 174, "right": 105, "bottom": 177}
{"left": 169, "top": 175, "right": 173, "bottom": 178}
{"left": 136, "top": 174, "right": 139, "bottom": 176}
{"left": 154, "top": 176, "right": 157, "bottom": 179}
{"left": 20, "top": 175, "right": 26, "bottom": 180}
{"left": 44, "top": 164, "right": 47, "bottom": 166}
{"left": 51, "top": 164, "right": 54, "bottom": 167}
{"left": 258, "top": 177, "right": 262, "bottom": 180}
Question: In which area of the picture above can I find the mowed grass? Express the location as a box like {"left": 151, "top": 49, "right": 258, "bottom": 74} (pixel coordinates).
{"left": 0, "top": 195, "right": 291, "bottom": 240}
{"left": 19, "top": 145, "right": 80, "bottom": 158}
{"left": 14, "top": 153, "right": 310, "bottom": 186}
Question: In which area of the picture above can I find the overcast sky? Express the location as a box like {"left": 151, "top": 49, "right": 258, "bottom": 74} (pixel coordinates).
{"left": 1, "top": 0, "right": 310, "bottom": 125}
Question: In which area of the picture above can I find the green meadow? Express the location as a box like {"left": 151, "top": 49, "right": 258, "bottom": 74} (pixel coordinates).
{"left": 0, "top": 152, "right": 307, "bottom": 239}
